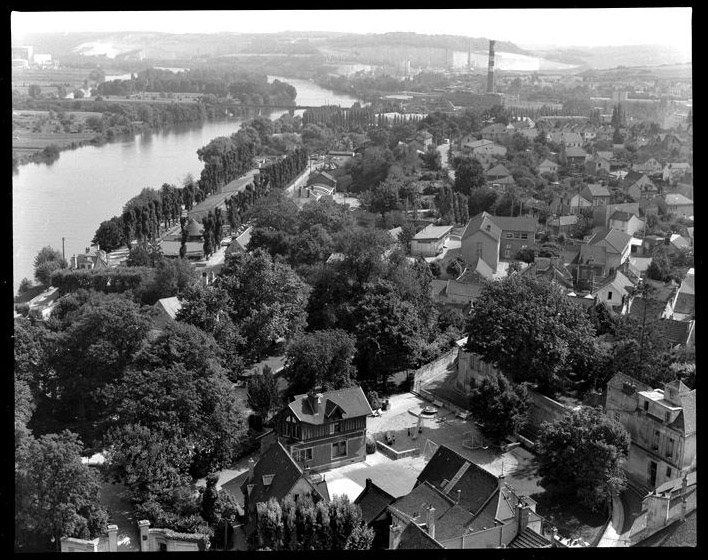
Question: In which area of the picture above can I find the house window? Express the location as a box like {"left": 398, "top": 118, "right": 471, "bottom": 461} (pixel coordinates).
{"left": 665, "top": 412, "right": 671, "bottom": 423}
{"left": 513, "top": 232, "right": 521, "bottom": 239}
{"left": 666, "top": 438, "right": 675, "bottom": 459}
{"left": 666, "top": 467, "right": 672, "bottom": 478}
{"left": 607, "top": 291, "right": 613, "bottom": 301}
{"left": 293, "top": 448, "right": 313, "bottom": 463}
{"left": 332, "top": 441, "right": 347, "bottom": 458}
{"left": 506, "top": 233, "right": 513, "bottom": 239}
{"left": 644, "top": 400, "right": 649, "bottom": 411}
{"left": 504, "top": 249, "right": 511, "bottom": 258}
{"left": 521, "top": 233, "right": 528, "bottom": 240}
{"left": 652, "top": 430, "right": 660, "bottom": 450}
{"left": 330, "top": 422, "right": 341, "bottom": 435}
{"left": 476, "top": 242, "right": 483, "bottom": 258}
{"left": 615, "top": 412, "right": 621, "bottom": 422}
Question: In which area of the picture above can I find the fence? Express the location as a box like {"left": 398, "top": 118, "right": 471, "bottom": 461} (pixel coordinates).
{"left": 411, "top": 347, "right": 459, "bottom": 394}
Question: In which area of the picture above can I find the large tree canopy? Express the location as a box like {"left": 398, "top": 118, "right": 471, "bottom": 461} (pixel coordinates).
{"left": 283, "top": 329, "right": 358, "bottom": 395}
{"left": 465, "top": 275, "right": 598, "bottom": 395}
{"left": 536, "top": 406, "right": 631, "bottom": 512}
{"left": 15, "top": 431, "right": 109, "bottom": 552}
{"left": 214, "top": 248, "right": 311, "bottom": 361}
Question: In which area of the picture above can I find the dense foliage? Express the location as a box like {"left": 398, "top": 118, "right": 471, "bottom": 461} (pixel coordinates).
{"left": 536, "top": 406, "right": 631, "bottom": 512}
{"left": 468, "top": 373, "right": 530, "bottom": 441}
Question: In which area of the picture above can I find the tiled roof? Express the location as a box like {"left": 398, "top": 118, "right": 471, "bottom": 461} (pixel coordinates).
{"left": 390, "top": 480, "right": 456, "bottom": 521}
{"left": 435, "top": 505, "right": 475, "bottom": 541}
{"left": 508, "top": 527, "right": 553, "bottom": 548}
{"left": 548, "top": 215, "right": 578, "bottom": 227}
{"left": 486, "top": 164, "right": 511, "bottom": 177}
{"left": 288, "top": 386, "right": 372, "bottom": 425}
{"left": 185, "top": 218, "right": 204, "bottom": 237}
{"left": 416, "top": 445, "right": 499, "bottom": 516}
{"left": 571, "top": 244, "right": 607, "bottom": 266}
{"left": 354, "top": 480, "right": 396, "bottom": 525}
{"left": 446, "top": 280, "right": 484, "bottom": 300}
{"left": 609, "top": 210, "right": 634, "bottom": 222}
{"left": 590, "top": 228, "right": 632, "bottom": 254}
{"left": 240, "top": 442, "right": 325, "bottom": 509}
{"left": 655, "top": 319, "right": 693, "bottom": 346}
{"left": 396, "top": 521, "right": 444, "bottom": 549}
{"left": 565, "top": 146, "right": 588, "bottom": 158}
{"left": 461, "top": 212, "right": 502, "bottom": 242}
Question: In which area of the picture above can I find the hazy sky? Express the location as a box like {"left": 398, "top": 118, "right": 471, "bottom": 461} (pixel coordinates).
{"left": 12, "top": 8, "right": 692, "bottom": 55}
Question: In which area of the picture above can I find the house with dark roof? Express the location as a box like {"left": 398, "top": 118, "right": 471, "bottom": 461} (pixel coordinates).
{"left": 662, "top": 162, "right": 692, "bottom": 184}
{"left": 520, "top": 257, "right": 574, "bottom": 290}
{"left": 460, "top": 212, "right": 502, "bottom": 272}
{"left": 239, "top": 441, "right": 330, "bottom": 541}
{"left": 585, "top": 154, "right": 611, "bottom": 176}
{"left": 588, "top": 227, "right": 633, "bottom": 272}
{"left": 580, "top": 183, "right": 610, "bottom": 207}
{"left": 307, "top": 170, "right": 337, "bottom": 190}
{"left": 604, "top": 374, "right": 696, "bottom": 492}
{"left": 623, "top": 171, "right": 658, "bottom": 202}
{"left": 480, "top": 123, "right": 510, "bottom": 142}
{"left": 354, "top": 478, "right": 396, "bottom": 549}
{"left": 71, "top": 245, "right": 109, "bottom": 270}
{"left": 488, "top": 174, "right": 516, "bottom": 192}
{"left": 655, "top": 318, "right": 695, "bottom": 349}
{"left": 564, "top": 146, "right": 589, "bottom": 166}
{"left": 565, "top": 244, "right": 609, "bottom": 292}
{"left": 667, "top": 268, "right": 694, "bottom": 321}
{"left": 267, "top": 386, "right": 372, "bottom": 472}
{"left": 546, "top": 215, "right": 578, "bottom": 236}
{"left": 385, "top": 445, "right": 552, "bottom": 549}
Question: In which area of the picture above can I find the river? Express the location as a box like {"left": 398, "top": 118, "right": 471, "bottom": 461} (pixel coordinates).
{"left": 12, "top": 77, "right": 361, "bottom": 293}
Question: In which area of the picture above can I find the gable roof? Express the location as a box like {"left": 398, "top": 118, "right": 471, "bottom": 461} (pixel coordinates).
{"left": 355, "top": 480, "right": 396, "bottom": 525}
{"left": 486, "top": 163, "right": 511, "bottom": 177}
{"left": 592, "top": 269, "right": 635, "bottom": 297}
{"left": 565, "top": 146, "right": 588, "bottom": 158}
{"left": 155, "top": 296, "right": 182, "bottom": 320}
{"left": 539, "top": 158, "right": 557, "bottom": 168}
{"left": 416, "top": 445, "right": 500, "bottom": 516}
{"left": 570, "top": 244, "right": 607, "bottom": 266}
{"left": 582, "top": 183, "right": 610, "bottom": 197}
{"left": 664, "top": 193, "right": 693, "bottom": 206}
{"left": 655, "top": 319, "right": 694, "bottom": 347}
{"left": 287, "top": 386, "right": 372, "bottom": 425}
{"left": 185, "top": 218, "right": 204, "bottom": 237}
{"left": 589, "top": 228, "right": 632, "bottom": 254}
{"left": 609, "top": 210, "right": 637, "bottom": 222}
{"left": 240, "top": 441, "right": 326, "bottom": 507}
{"left": 396, "top": 520, "right": 444, "bottom": 549}
{"left": 461, "top": 212, "right": 502, "bottom": 242}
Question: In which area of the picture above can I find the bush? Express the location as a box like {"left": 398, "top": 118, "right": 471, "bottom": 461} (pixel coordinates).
{"left": 365, "top": 434, "right": 376, "bottom": 454}
{"left": 366, "top": 390, "right": 382, "bottom": 411}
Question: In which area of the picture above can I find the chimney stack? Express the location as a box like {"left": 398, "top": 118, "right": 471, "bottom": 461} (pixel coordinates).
{"left": 456, "top": 489, "right": 462, "bottom": 504}
{"left": 389, "top": 521, "right": 403, "bottom": 549}
{"left": 487, "top": 40, "right": 496, "bottom": 94}
{"left": 308, "top": 390, "right": 323, "bottom": 414}
{"left": 516, "top": 502, "right": 530, "bottom": 532}
{"left": 425, "top": 505, "right": 436, "bottom": 539}
{"left": 247, "top": 457, "right": 256, "bottom": 482}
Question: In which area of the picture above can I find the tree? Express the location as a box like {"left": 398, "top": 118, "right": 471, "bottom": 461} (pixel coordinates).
{"left": 17, "top": 277, "right": 34, "bottom": 296}
{"left": 468, "top": 373, "right": 529, "bottom": 441}
{"left": 15, "top": 431, "right": 109, "bottom": 552}
{"left": 284, "top": 329, "right": 357, "bottom": 394}
{"left": 216, "top": 249, "right": 312, "bottom": 361}
{"left": 46, "top": 293, "right": 152, "bottom": 439}
{"left": 34, "top": 245, "right": 67, "bottom": 286}
{"left": 367, "top": 177, "right": 402, "bottom": 218}
{"left": 289, "top": 224, "right": 334, "bottom": 265}
{"left": 92, "top": 216, "right": 125, "bottom": 252}
{"left": 421, "top": 145, "right": 442, "bottom": 171}
{"left": 247, "top": 365, "right": 281, "bottom": 423}
{"left": 453, "top": 155, "right": 486, "bottom": 195}
{"left": 536, "top": 406, "right": 631, "bottom": 512}
{"left": 646, "top": 246, "right": 672, "bottom": 282}
{"left": 253, "top": 495, "right": 371, "bottom": 551}
{"left": 350, "top": 279, "right": 425, "bottom": 386}
{"left": 466, "top": 275, "right": 598, "bottom": 395}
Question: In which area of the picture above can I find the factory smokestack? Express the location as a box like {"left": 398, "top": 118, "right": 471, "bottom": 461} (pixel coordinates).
{"left": 487, "top": 39, "right": 496, "bottom": 93}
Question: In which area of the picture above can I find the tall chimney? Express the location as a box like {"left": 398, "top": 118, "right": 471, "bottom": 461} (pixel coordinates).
{"left": 516, "top": 502, "right": 530, "bottom": 532}
{"left": 425, "top": 505, "right": 436, "bottom": 539}
{"left": 487, "top": 40, "right": 496, "bottom": 94}
{"left": 247, "top": 457, "right": 256, "bottom": 482}
{"left": 308, "top": 390, "right": 323, "bottom": 414}
{"left": 389, "top": 521, "right": 403, "bottom": 549}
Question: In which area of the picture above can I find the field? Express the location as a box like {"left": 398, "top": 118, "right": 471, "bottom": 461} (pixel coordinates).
{"left": 100, "top": 92, "right": 202, "bottom": 104}
{"left": 12, "top": 109, "right": 102, "bottom": 155}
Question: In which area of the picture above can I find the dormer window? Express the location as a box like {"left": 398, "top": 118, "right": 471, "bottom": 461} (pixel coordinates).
{"left": 262, "top": 474, "right": 275, "bottom": 487}
{"left": 643, "top": 401, "right": 649, "bottom": 412}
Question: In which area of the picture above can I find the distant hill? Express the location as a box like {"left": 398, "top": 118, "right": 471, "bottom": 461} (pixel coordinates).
{"left": 524, "top": 44, "right": 691, "bottom": 70}
{"left": 13, "top": 31, "right": 690, "bottom": 71}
